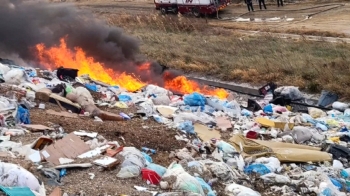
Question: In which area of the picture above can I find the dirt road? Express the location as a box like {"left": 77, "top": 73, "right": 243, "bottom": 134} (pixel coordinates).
{"left": 71, "top": 0, "right": 350, "bottom": 38}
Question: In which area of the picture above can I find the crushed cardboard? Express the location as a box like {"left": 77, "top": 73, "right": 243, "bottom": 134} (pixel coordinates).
{"left": 256, "top": 117, "right": 294, "bottom": 130}
{"left": 40, "top": 133, "right": 90, "bottom": 165}
{"left": 49, "top": 187, "right": 62, "bottom": 196}
{"left": 216, "top": 116, "right": 232, "bottom": 131}
{"left": 194, "top": 123, "right": 221, "bottom": 142}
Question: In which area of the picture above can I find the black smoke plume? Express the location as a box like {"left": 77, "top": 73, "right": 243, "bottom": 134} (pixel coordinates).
{"left": 0, "top": 0, "right": 179, "bottom": 86}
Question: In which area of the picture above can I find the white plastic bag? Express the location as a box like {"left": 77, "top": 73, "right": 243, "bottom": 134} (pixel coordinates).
{"left": 344, "top": 108, "right": 350, "bottom": 117}
{"left": 3, "top": 69, "right": 27, "bottom": 85}
{"left": 225, "top": 183, "right": 261, "bottom": 196}
{"left": 139, "top": 100, "right": 155, "bottom": 117}
{"left": 0, "top": 63, "right": 11, "bottom": 77}
{"left": 161, "top": 162, "right": 205, "bottom": 195}
{"left": 254, "top": 157, "right": 281, "bottom": 173}
{"left": 274, "top": 86, "right": 303, "bottom": 100}
{"left": 215, "top": 141, "right": 237, "bottom": 160}
{"left": 0, "top": 162, "right": 41, "bottom": 192}
{"left": 292, "top": 126, "right": 313, "bottom": 144}
{"left": 145, "top": 84, "right": 173, "bottom": 97}
{"left": 117, "top": 147, "right": 146, "bottom": 178}
{"left": 152, "top": 95, "right": 171, "bottom": 105}
{"left": 260, "top": 173, "right": 291, "bottom": 184}
{"left": 332, "top": 101, "right": 349, "bottom": 112}
{"left": 223, "top": 100, "right": 241, "bottom": 118}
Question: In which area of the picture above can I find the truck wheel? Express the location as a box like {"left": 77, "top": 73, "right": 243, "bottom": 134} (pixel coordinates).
{"left": 192, "top": 8, "right": 201, "bottom": 18}
{"left": 173, "top": 7, "right": 178, "bottom": 14}
{"left": 160, "top": 7, "right": 167, "bottom": 15}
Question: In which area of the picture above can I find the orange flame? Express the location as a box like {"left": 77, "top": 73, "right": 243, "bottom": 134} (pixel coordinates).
{"left": 34, "top": 38, "right": 228, "bottom": 99}
{"left": 165, "top": 76, "right": 228, "bottom": 99}
{"left": 35, "top": 38, "right": 145, "bottom": 91}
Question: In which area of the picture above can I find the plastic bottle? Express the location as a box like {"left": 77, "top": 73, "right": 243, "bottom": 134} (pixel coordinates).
{"left": 142, "top": 147, "right": 156, "bottom": 154}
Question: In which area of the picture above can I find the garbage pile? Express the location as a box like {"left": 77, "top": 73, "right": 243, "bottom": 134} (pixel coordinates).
{"left": 1, "top": 59, "right": 350, "bottom": 196}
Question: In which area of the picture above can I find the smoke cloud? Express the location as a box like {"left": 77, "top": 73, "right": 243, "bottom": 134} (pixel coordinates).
{"left": 0, "top": 0, "right": 179, "bottom": 85}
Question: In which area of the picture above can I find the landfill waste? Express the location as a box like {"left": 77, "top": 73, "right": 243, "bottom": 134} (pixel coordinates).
{"left": 1, "top": 59, "right": 350, "bottom": 195}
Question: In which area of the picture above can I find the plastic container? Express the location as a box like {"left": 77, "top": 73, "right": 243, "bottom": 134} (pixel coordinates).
{"left": 246, "top": 131, "right": 259, "bottom": 139}
{"left": 141, "top": 168, "right": 161, "bottom": 185}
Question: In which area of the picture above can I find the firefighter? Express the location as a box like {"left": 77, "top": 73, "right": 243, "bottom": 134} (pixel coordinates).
{"left": 259, "top": 0, "right": 267, "bottom": 10}
{"left": 245, "top": 0, "right": 254, "bottom": 12}
{"left": 277, "top": 0, "right": 284, "bottom": 7}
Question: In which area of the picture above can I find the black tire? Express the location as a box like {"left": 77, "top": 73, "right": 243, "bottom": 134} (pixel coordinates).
{"left": 160, "top": 7, "right": 167, "bottom": 15}
{"left": 192, "top": 7, "right": 201, "bottom": 17}
{"left": 173, "top": 7, "right": 178, "bottom": 14}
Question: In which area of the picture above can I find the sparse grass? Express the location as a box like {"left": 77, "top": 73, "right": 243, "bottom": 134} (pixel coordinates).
{"left": 108, "top": 13, "right": 350, "bottom": 98}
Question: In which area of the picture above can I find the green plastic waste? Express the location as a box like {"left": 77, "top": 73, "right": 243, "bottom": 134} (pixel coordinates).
{"left": 0, "top": 186, "right": 35, "bottom": 196}
{"left": 65, "top": 84, "right": 74, "bottom": 94}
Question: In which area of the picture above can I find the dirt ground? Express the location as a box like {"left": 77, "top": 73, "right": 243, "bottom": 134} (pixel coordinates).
{"left": 5, "top": 102, "right": 186, "bottom": 196}
{"left": 72, "top": 0, "right": 350, "bottom": 37}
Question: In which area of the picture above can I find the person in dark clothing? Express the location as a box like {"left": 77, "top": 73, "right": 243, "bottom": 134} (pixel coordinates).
{"left": 245, "top": 0, "right": 254, "bottom": 12}
{"left": 259, "top": 0, "right": 267, "bottom": 10}
{"left": 277, "top": 0, "right": 283, "bottom": 7}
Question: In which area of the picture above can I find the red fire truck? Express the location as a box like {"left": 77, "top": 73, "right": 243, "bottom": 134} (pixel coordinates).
{"left": 154, "top": 0, "right": 231, "bottom": 17}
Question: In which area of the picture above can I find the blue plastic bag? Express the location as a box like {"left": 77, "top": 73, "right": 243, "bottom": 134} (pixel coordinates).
{"left": 85, "top": 84, "right": 98, "bottom": 92}
{"left": 329, "top": 178, "right": 342, "bottom": 190}
{"left": 316, "top": 123, "right": 328, "bottom": 131}
{"left": 263, "top": 104, "right": 273, "bottom": 114}
{"left": 320, "top": 188, "right": 332, "bottom": 196}
{"left": 141, "top": 152, "right": 153, "bottom": 163}
{"left": 340, "top": 126, "right": 349, "bottom": 132}
{"left": 118, "top": 94, "right": 132, "bottom": 102}
{"left": 184, "top": 92, "right": 206, "bottom": 106}
{"left": 241, "top": 109, "right": 252, "bottom": 117}
{"left": 16, "top": 105, "right": 30, "bottom": 124}
{"left": 341, "top": 169, "right": 349, "bottom": 178}
{"left": 244, "top": 164, "right": 271, "bottom": 175}
{"left": 146, "top": 163, "right": 167, "bottom": 177}
{"left": 178, "top": 121, "right": 195, "bottom": 134}
{"left": 195, "top": 177, "right": 216, "bottom": 196}
{"left": 120, "top": 113, "right": 131, "bottom": 120}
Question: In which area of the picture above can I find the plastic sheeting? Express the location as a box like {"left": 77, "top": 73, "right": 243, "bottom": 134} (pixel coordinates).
{"left": 0, "top": 162, "right": 41, "bottom": 192}
{"left": 274, "top": 86, "right": 304, "bottom": 101}
{"left": 184, "top": 93, "right": 206, "bottom": 107}
{"left": 16, "top": 105, "right": 30, "bottom": 124}
{"left": 161, "top": 162, "right": 205, "bottom": 195}
{"left": 117, "top": 147, "right": 146, "bottom": 178}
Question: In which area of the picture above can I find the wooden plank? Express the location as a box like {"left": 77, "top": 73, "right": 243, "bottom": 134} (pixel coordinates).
{"left": 46, "top": 109, "right": 78, "bottom": 118}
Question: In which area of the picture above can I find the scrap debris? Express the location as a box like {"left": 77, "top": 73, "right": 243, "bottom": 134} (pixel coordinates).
{"left": 1, "top": 59, "right": 350, "bottom": 196}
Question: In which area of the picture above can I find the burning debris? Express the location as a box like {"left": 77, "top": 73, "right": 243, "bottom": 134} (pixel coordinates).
{"left": 0, "top": 0, "right": 228, "bottom": 98}
{"left": 34, "top": 38, "right": 228, "bottom": 98}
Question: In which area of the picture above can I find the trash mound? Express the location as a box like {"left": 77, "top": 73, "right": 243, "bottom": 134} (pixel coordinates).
{"left": 1, "top": 60, "right": 350, "bottom": 195}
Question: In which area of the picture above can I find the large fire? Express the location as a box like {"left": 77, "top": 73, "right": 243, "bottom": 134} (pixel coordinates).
{"left": 35, "top": 38, "right": 228, "bottom": 99}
